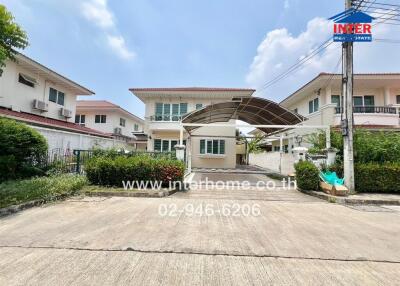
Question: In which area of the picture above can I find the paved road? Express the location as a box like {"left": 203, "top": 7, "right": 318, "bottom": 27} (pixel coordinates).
{"left": 0, "top": 174, "right": 400, "bottom": 285}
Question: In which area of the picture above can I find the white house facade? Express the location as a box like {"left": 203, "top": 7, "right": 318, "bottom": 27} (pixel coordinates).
{"left": 130, "top": 88, "right": 255, "bottom": 169}
{"left": 0, "top": 54, "right": 130, "bottom": 151}
{"left": 76, "top": 100, "right": 146, "bottom": 150}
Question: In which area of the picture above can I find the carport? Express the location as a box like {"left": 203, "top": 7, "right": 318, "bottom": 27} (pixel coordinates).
{"left": 177, "top": 97, "right": 331, "bottom": 173}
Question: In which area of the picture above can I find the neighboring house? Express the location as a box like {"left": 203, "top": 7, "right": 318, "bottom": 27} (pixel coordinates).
{"left": 0, "top": 53, "right": 129, "bottom": 151}
{"left": 76, "top": 100, "right": 147, "bottom": 150}
{"left": 268, "top": 73, "right": 400, "bottom": 152}
{"left": 130, "top": 87, "right": 255, "bottom": 169}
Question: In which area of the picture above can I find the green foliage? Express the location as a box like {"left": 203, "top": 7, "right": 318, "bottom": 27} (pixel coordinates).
{"left": 354, "top": 163, "right": 400, "bottom": 193}
{"left": 294, "top": 160, "right": 320, "bottom": 191}
{"left": 307, "top": 129, "right": 400, "bottom": 163}
{"left": 85, "top": 154, "right": 185, "bottom": 187}
{"left": 0, "top": 174, "right": 87, "bottom": 208}
{"left": 237, "top": 133, "right": 264, "bottom": 154}
{"left": 0, "top": 118, "right": 48, "bottom": 181}
{"left": 0, "top": 5, "right": 29, "bottom": 75}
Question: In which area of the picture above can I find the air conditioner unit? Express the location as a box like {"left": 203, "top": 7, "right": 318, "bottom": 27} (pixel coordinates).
{"left": 32, "top": 99, "right": 48, "bottom": 112}
{"left": 114, "top": 127, "right": 122, "bottom": 135}
{"left": 60, "top": 108, "right": 72, "bottom": 118}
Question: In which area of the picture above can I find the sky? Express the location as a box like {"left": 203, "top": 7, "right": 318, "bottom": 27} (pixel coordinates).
{"left": 2, "top": 0, "right": 400, "bottom": 119}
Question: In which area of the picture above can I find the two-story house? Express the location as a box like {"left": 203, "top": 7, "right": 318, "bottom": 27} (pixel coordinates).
{"left": 76, "top": 100, "right": 146, "bottom": 150}
{"left": 0, "top": 53, "right": 130, "bottom": 151}
{"left": 130, "top": 88, "right": 255, "bottom": 169}
{"left": 269, "top": 73, "right": 400, "bottom": 151}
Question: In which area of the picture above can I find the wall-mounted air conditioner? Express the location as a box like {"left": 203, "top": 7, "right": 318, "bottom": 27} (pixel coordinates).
{"left": 114, "top": 127, "right": 122, "bottom": 135}
{"left": 60, "top": 108, "right": 72, "bottom": 118}
{"left": 32, "top": 99, "right": 48, "bottom": 112}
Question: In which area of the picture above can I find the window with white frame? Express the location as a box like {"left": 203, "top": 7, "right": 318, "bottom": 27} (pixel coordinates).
{"left": 308, "top": 98, "right": 319, "bottom": 114}
{"left": 154, "top": 139, "right": 186, "bottom": 152}
{"left": 75, "top": 114, "right": 85, "bottom": 126}
{"left": 397, "top": 95, "right": 400, "bottom": 104}
{"left": 155, "top": 103, "right": 188, "bottom": 121}
{"left": 199, "top": 139, "right": 225, "bottom": 155}
{"left": 95, "top": 114, "right": 107, "bottom": 123}
{"left": 49, "top": 87, "right": 65, "bottom": 106}
{"left": 195, "top": 103, "right": 203, "bottom": 110}
{"left": 134, "top": 124, "right": 139, "bottom": 131}
{"left": 18, "top": 73, "right": 36, "bottom": 88}
{"left": 120, "top": 118, "right": 126, "bottom": 127}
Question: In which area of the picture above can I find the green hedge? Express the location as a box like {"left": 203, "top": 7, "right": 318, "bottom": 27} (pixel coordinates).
{"left": 0, "top": 174, "right": 87, "bottom": 208}
{"left": 294, "top": 160, "right": 319, "bottom": 191}
{"left": 329, "top": 162, "right": 400, "bottom": 193}
{"left": 0, "top": 118, "right": 48, "bottom": 181}
{"left": 85, "top": 154, "right": 185, "bottom": 187}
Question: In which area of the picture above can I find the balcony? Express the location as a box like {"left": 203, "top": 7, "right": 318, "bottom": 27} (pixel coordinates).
{"left": 335, "top": 106, "right": 397, "bottom": 114}
{"left": 333, "top": 106, "right": 399, "bottom": 127}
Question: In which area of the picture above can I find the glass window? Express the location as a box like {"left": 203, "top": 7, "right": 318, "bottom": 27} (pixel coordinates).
{"left": 313, "top": 98, "right": 319, "bottom": 112}
{"left": 212, "top": 140, "right": 219, "bottom": 154}
{"left": 331, "top": 95, "right": 341, "bottom": 107}
{"left": 162, "top": 140, "right": 170, "bottom": 152}
{"left": 49, "top": 88, "right": 57, "bottom": 103}
{"left": 308, "top": 100, "right": 313, "bottom": 114}
{"left": 163, "top": 104, "right": 171, "bottom": 121}
{"left": 95, "top": 115, "right": 106, "bottom": 123}
{"left": 18, "top": 74, "right": 35, "bottom": 88}
{"left": 206, "top": 140, "right": 213, "bottom": 154}
{"left": 75, "top": 115, "right": 79, "bottom": 124}
{"left": 154, "top": 139, "right": 162, "bottom": 152}
{"left": 353, "top": 96, "right": 363, "bottom": 106}
{"left": 172, "top": 104, "right": 180, "bottom": 121}
{"left": 75, "top": 114, "right": 85, "bottom": 124}
{"left": 364, "top": 96, "right": 375, "bottom": 106}
{"left": 180, "top": 103, "right": 188, "bottom": 115}
{"left": 196, "top": 103, "right": 203, "bottom": 110}
{"left": 171, "top": 140, "right": 178, "bottom": 150}
{"left": 155, "top": 103, "right": 163, "bottom": 121}
{"left": 57, "top": 92, "right": 65, "bottom": 105}
{"left": 120, "top": 118, "right": 126, "bottom": 127}
{"left": 134, "top": 124, "right": 139, "bottom": 131}
{"left": 397, "top": 95, "right": 400, "bottom": 104}
{"left": 293, "top": 108, "right": 298, "bottom": 114}
{"left": 200, "top": 139, "right": 206, "bottom": 154}
{"left": 219, "top": 140, "right": 225, "bottom": 155}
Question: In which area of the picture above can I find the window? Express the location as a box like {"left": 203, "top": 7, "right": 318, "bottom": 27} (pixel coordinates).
{"left": 200, "top": 139, "right": 225, "bottom": 155}
{"left": 397, "top": 95, "right": 400, "bottom": 104}
{"left": 196, "top": 103, "right": 203, "bottom": 110}
{"left": 353, "top": 95, "right": 375, "bottom": 106}
{"left": 18, "top": 73, "right": 36, "bottom": 88}
{"left": 308, "top": 98, "right": 319, "bottom": 114}
{"left": 273, "top": 146, "right": 280, "bottom": 152}
{"left": 331, "top": 95, "right": 341, "bottom": 107}
{"left": 75, "top": 114, "right": 85, "bottom": 126}
{"left": 154, "top": 103, "right": 188, "bottom": 121}
{"left": 49, "top": 87, "right": 65, "bottom": 106}
{"left": 154, "top": 139, "right": 186, "bottom": 152}
{"left": 134, "top": 124, "right": 139, "bottom": 131}
{"left": 120, "top": 118, "right": 126, "bottom": 127}
{"left": 95, "top": 115, "right": 107, "bottom": 123}
{"left": 293, "top": 108, "right": 298, "bottom": 114}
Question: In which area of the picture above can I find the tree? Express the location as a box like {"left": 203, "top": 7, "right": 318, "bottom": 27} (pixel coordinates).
{"left": 0, "top": 4, "right": 28, "bottom": 76}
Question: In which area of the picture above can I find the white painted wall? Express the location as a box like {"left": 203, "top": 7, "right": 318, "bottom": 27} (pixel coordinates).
{"left": 249, "top": 152, "right": 295, "bottom": 176}
{"left": 0, "top": 60, "right": 78, "bottom": 122}
{"left": 75, "top": 109, "right": 144, "bottom": 138}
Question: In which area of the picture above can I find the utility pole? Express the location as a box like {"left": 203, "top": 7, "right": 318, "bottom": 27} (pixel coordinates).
{"left": 342, "top": 0, "right": 355, "bottom": 192}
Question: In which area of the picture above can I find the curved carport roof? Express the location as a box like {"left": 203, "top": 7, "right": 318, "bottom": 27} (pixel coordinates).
{"left": 181, "top": 97, "right": 306, "bottom": 134}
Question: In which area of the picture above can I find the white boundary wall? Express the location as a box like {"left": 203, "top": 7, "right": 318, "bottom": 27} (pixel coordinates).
{"left": 31, "top": 126, "right": 131, "bottom": 152}
{"left": 249, "top": 152, "right": 295, "bottom": 175}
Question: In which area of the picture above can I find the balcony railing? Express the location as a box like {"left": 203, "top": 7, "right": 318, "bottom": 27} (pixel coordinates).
{"left": 149, "top": 115, "right": 183, "bottom": 122}
{"left": 335, "top": 106, "right": 397, "bottom": 114}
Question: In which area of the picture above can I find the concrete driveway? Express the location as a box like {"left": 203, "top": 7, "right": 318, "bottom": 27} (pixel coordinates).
{"left": 0, "top": 175, "right": 400, "bottom": 285}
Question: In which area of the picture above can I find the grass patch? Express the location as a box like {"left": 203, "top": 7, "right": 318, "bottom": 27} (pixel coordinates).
{"left": 0, "top": 174, "right": 88, "bottom": 209}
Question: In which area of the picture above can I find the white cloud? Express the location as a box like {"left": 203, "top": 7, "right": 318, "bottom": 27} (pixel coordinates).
{"left": 107, "top": 35, "right": 135, "bottom": 60}
{"left": 284, "top": 0, "right": 290, "bottom": 9}
{"left": 246, "top": 16, "right": 400, "bottom": 101}
{"left": 81, "top": 0, "right": 114, "bottom": 29}
{"left": 81, "top": 0, "right": 135, "bottom": 60}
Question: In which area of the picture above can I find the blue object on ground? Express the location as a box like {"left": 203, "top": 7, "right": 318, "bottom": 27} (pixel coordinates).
{"left": 320, "top": 171, "right": 344, "bottom": 186}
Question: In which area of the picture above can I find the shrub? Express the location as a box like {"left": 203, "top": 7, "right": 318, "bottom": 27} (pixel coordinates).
{"left": 85, "top": 154, "right": 185, "bottom": 187}
{"left": 354, "top": 162, "right": 400, "bottom": 193}
{"left": 294, "top": 160, "right": 320, "bottom": 191}
{"left": 0, "top": 174, "right": 87, "bottom": 208}
{"left": 0, "top": 118, "right": 48, "bottom": 181}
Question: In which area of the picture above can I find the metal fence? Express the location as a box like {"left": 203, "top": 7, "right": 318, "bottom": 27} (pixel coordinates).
{"left": 45, "top": 149, "right": 177, "bottom": 174}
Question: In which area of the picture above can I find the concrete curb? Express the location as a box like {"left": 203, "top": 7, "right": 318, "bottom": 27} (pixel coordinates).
{"left": 84, "top": 189, "right": 177, "bottom": 198}
{"left": 298, "top": 189, "right": 400, "bottom": 206}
